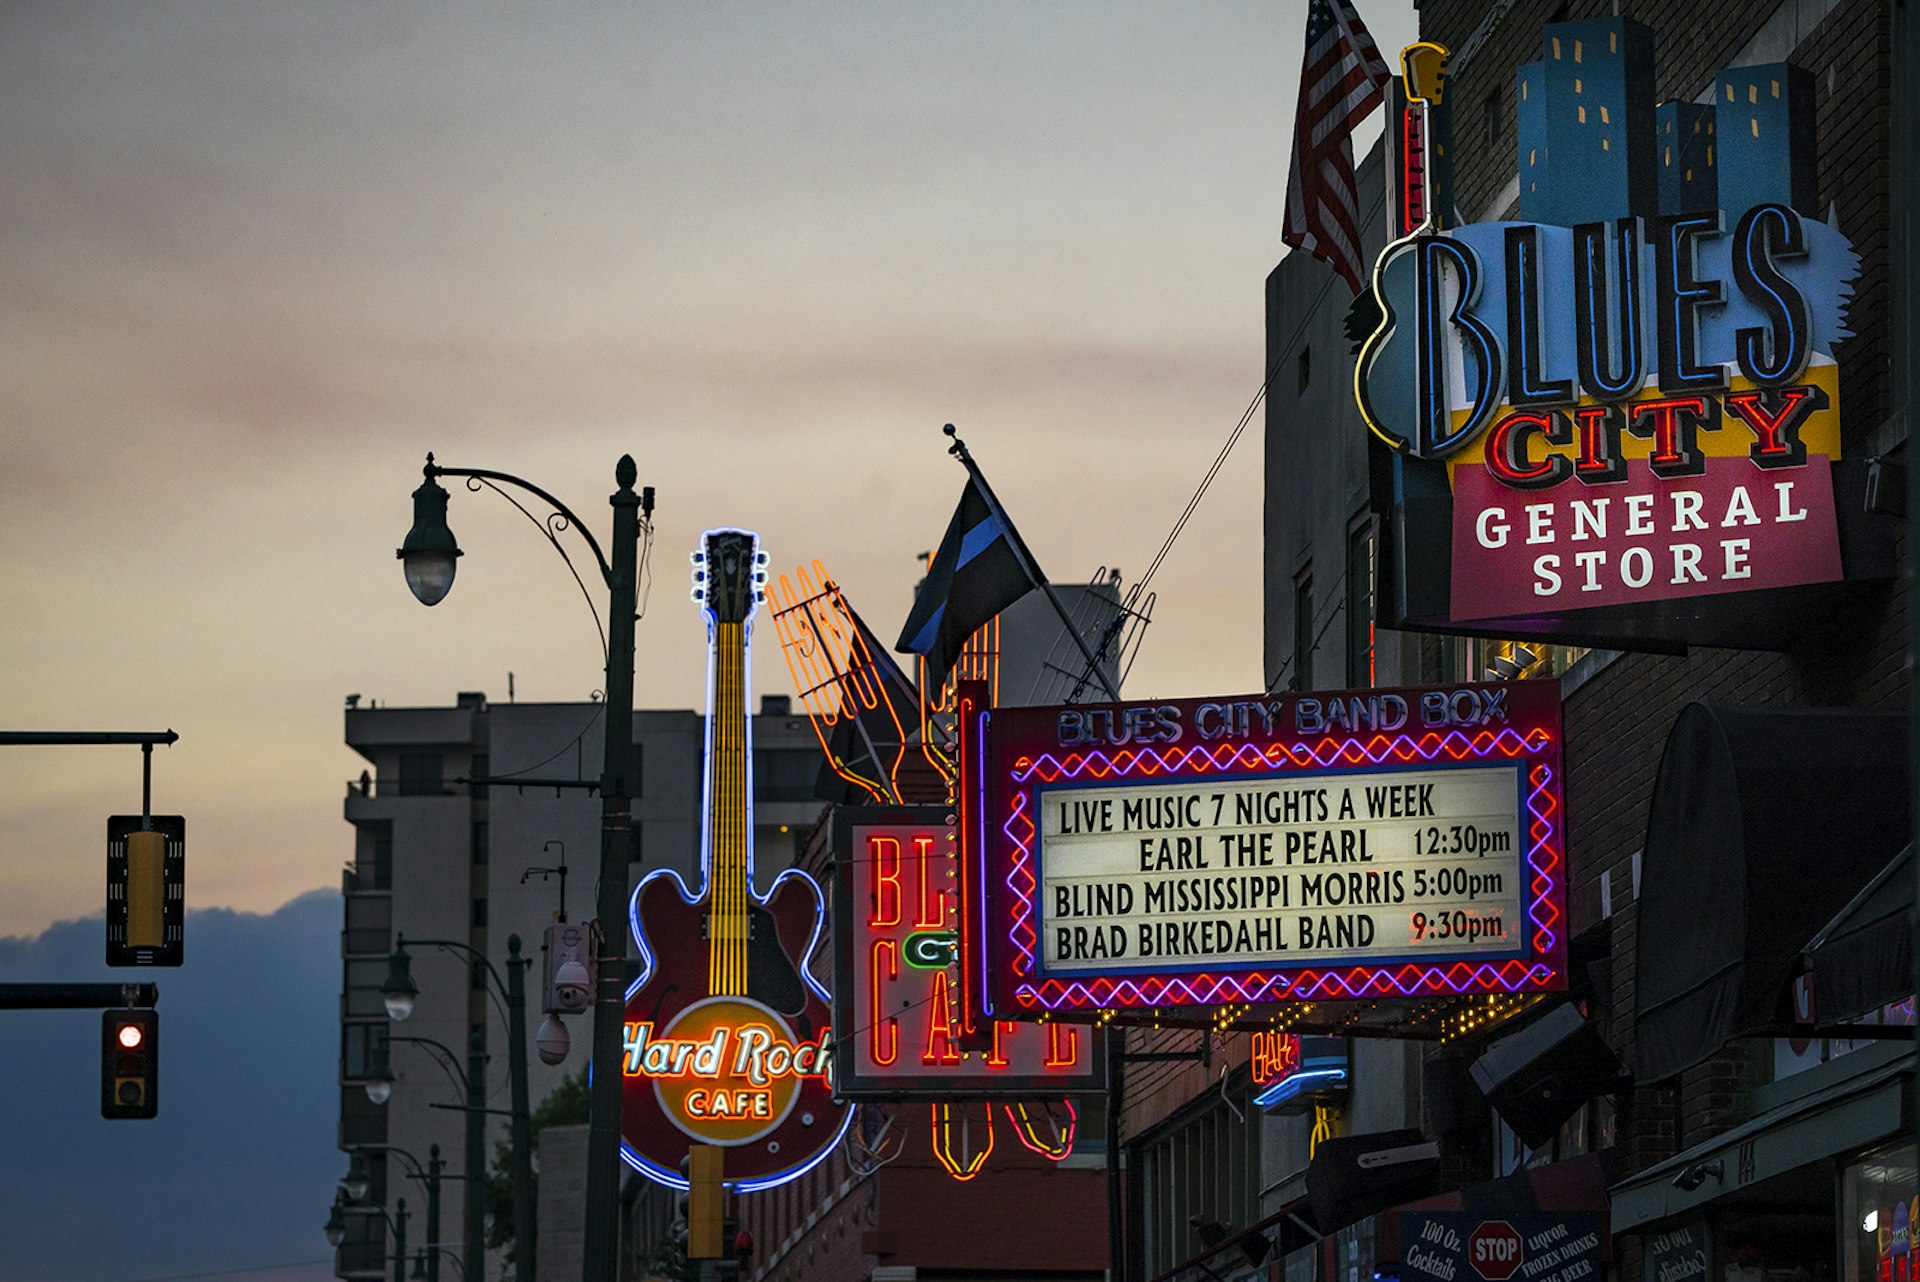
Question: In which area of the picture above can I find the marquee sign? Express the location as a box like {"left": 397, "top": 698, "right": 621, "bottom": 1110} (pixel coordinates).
{"left": 962, "top": 682, "right": 1566, "bottom": 1022}
{"left": 1353, "top": 18, "right": 1887, "bottom": 649}
{"left": 832, "top": 808, "right": 1105, "bottom": 1098}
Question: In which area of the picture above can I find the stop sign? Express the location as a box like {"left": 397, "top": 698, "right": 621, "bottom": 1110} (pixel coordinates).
{"left": 1468, "top": 1221, "right": 1524, "bottom": 1281}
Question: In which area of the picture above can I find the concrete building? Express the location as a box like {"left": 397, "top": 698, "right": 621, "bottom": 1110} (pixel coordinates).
{"left": 333, "top": 690, "right": 825, "bottom": 1281}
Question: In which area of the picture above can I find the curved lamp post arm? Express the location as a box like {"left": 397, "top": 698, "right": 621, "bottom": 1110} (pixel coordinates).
{"left": 349, "top": 1143, "right": 429, "bottom": 1183}
{"left": 416, "top": 1246, "right": 468, "bottom": 1280}
{"left": 397, "top": 933, "right": 528, "bottom": 1002}
{"left": 424, "top": 459, "right": 616, "bottom": 587}
{"left": 390, "top": 1034, "right": 475, "bottom": 1097}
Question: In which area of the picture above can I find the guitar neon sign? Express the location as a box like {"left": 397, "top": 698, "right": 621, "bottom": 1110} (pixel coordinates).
{"left": 621, "top": 529, "right": 852, "bottom": 1191}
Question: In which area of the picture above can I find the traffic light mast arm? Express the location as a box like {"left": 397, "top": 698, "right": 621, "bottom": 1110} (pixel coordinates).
{"left": 0, "top": 730, "right": 178, "bottom": 827}
{"left": 0, "top": 982, "right": 156, "bottom": 1009}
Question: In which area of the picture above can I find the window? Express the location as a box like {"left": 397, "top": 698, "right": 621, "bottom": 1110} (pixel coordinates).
{"left": 471, "top": 820, "right": 488, "bottom": 866}
{"left": 1347, "top": 520, "right": 1376, "bottom": 687}
{"left": 1483, "top": 85, "right": 1501, "bottom": 152}
{"left": 397, "top": 753, "right": 443, "bottom": 797}
{"left": 343, "top": 895, "right": 391, "bottom": 956}
{"left": 1296, "top": 346, "right": 1312, "bottom": 397}
{"left": 341, "top": 1022, "right": 388, "bottom": 1080}
{"left": 340, "top": 1085, "right": 388, "bottom": 1148}
{"left": 628, "top": 821, "right": 644, "bottom": 867}
{"left": 1292, "top": 569, "right": 1314, "bottom": 692}
{"left": 1844, "top": 1143, "right": 1916, "bottom": 1282}
{"left": 469, "top": 754, "right": 489, "bottom": 799}
{"left": 344, "top": 959, "right": 389, "bottom": 1018}
{"left": 357, "top": 822, "right": 393, "bottom": 891}
{"left": 753, "top": 749, "right": 820, "bottom": 803}
{"left": 1136, "top": 1091, "right": 1260, "bottom": 1278}
{"left": 472, "top": 898, "right": 488, "bottom": 928}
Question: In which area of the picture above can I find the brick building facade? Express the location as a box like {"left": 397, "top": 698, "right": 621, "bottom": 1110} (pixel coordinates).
{"left": 1123, "top": 2, "right": 1915, "bottom": 1281}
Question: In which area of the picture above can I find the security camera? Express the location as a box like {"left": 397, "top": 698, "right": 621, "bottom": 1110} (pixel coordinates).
{"left": 536, "top": 1013, "right": 571, "bottom": 1065}
{"left": 552, "top": 958, "right": 592, "bottom": 1013}
{"left": 1671, "top": 1160, "right": 1723, "bottom": 1192}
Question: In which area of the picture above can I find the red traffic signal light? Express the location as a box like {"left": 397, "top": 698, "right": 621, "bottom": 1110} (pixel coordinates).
{"left": 102, "top": 1008, "right": 158, "bottom": 1119}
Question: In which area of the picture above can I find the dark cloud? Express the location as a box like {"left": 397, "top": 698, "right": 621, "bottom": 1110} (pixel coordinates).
{"left": 0, "top": 890, "right": 341, "bottom": 1282}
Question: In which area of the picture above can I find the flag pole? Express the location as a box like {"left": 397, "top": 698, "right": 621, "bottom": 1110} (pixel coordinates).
{"left": 943, "top": 424, "right": 1123, "bottom": 703}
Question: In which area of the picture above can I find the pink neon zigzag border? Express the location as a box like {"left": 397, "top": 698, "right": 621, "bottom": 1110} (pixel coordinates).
{"left": 998, "top": 728, "right": 1563, "bottom": 1010}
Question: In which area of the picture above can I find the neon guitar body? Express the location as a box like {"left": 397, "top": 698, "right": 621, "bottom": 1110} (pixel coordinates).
{"left": 621, "top": 529, "right": 851, "bottom": 1192}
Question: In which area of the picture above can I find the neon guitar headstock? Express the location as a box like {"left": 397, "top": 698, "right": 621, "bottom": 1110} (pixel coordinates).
{"left": 1401, "top": 41, "right": 1450, "bottom": 106}
{"left": 690, "top": 529, "right": 769, "bottom": 625}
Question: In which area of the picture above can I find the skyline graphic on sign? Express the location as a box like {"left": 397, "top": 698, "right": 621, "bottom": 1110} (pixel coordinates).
{"left": 1354, "top": 16, "right": 1869, "bottom": 636}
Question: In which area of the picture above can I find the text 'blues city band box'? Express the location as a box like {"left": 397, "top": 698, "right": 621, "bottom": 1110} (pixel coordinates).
{"left": 957, "top": 681, "right": 1567, "bottom": 1027}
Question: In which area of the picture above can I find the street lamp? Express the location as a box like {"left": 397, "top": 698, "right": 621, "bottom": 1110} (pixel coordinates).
{"left": 397, "top": 462, "right": 462, "bottom": 606}
{"left": 327, "top": 1192, "right": 409, "bottom": 1282}
{"left": 396, "top": 451, "right": 652, "bottom": 1282}
{"left": 381, "top": 944, "right": 418, "bottom": 1021}
{"left": 344, "top": 1151, "right": 373, "bottom": 1201}
{"left": 363, "top": 1042, "right": 395, "bottom": 1106}
{"left": 381, "top": 933, "right": 535, "bottom": 1282}
{"left": 344, "top": 1145, "right": 449, "bottom": 1282}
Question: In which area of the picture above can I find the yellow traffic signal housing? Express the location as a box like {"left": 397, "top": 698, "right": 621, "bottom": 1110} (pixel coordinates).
{"left": 688, "top": 1144, "right": 725, "bottom": 1259}
{"left": 107, "top": 816, "right": 184, "bottom": 966}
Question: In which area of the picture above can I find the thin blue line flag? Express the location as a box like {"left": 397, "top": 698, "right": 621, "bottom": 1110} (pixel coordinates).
{"left": 895, "top": 478, "right": 1039, "bottom": 694}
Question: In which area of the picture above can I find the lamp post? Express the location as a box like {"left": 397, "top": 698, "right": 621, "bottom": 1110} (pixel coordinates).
{"left": 381, "top": 933, "right": 535, "bottom": 1282}
{"left": 344, "top": 1145, "right": 447, "bottom": 1282}
{"left": 327, "top": 1191, "right": 409, "bottom": 1282}
{"left": 397, "top": 453, "right": 650, "bottom": 1282}
{"left": 366, "top": 1033, "right": 482, "bottom": 1278}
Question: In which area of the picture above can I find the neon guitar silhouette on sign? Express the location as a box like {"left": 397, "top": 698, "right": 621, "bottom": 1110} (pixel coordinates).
{"left": 622, "top": 529, "right": 851, "bottom": 1191}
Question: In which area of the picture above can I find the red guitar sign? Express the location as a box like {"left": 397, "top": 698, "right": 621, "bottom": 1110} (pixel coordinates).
{"left": 622, "top": 528, "right": 851, "bottom": 1191}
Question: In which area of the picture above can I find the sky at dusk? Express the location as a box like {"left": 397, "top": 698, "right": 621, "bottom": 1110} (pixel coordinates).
{"left": 0, "top": 1, "right": 1418, "bottom": 946}
{"left": 1, "top": 3, "right": 1423, "bottom": 1275}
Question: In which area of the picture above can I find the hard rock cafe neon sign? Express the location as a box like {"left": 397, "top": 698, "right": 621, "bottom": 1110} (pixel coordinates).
{"left": 621, "top": 529, "right": 851, "bottom": 1191}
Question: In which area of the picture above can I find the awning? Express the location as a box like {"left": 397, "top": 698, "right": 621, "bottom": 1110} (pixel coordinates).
{"left": 1610, "top": 1044, "right": 1910, "bottom": 1231}
{"left": 1633, "top": 703, "right": 1908, "bottom": 1083}
{"left": 1805, "top": 845, "right": 1913, "bottom": 1024}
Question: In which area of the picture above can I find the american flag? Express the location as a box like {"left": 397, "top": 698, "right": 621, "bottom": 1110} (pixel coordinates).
{"left": 1282, "top": 0, "right": 1392, "bottom": 294}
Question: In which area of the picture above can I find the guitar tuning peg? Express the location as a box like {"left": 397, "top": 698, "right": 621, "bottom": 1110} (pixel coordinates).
{"left": 690, "top": 549, "right": 707, "bottom": 566}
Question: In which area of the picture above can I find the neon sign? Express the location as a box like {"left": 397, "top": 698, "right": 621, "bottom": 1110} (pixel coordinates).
{"left": 832, "top": 808, "right": 1106, "bottom": 1097}
{"left": 1351, "top": 19, "right": 1877, "bottom": 643}
{"left": 622, "top": 530, "right": 851, "bottom": 1192}
{"left": 1250, "top": 1033, "right": 1351, "bottom": 1110}
{"left": 963, "top": 683, "right": 1566, "bottom": 1022}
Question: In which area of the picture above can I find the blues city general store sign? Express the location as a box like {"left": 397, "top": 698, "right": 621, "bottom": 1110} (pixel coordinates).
{"left": 1354, "top": 17, "right": 1886, "bottom": 648}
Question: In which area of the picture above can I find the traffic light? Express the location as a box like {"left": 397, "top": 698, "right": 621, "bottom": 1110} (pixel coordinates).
{"left": 107, "top": 815, "right": 185, "bottom": 967}
{"left": 102, "top": 1008, "right": 158, "bottom": 1119}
